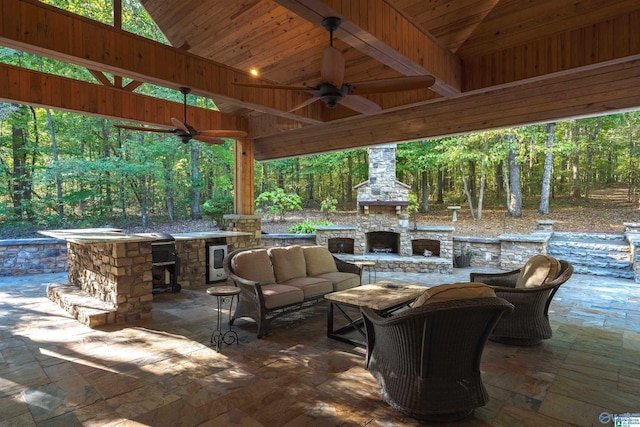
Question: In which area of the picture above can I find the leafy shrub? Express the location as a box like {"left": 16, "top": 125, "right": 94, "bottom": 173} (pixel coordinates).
{"left": 320, "top": 196, "right": 338, "bottom": 219}
{"left": 202, "top": 194, "right": 234, "bottom": 226}
{"left": 287, "top": 219, "right": 333, "bottom": 234}
{"left": 255, "top": 188, "right": 302, "bottom": 221}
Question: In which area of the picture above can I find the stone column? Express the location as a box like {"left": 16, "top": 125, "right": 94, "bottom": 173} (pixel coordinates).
{"left": 224, "top": 214, "right": 262, "bottom": 249}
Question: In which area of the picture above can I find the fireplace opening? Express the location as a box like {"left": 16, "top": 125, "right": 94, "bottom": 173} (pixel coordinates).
{"left": 366, "top": 231, "right": 400, "bottom": 254}
{"left": 328, "top": 238, "right": 354, "bottom": 254}
{"left": 412, "top": 239, "right": 441, "bottom": 257}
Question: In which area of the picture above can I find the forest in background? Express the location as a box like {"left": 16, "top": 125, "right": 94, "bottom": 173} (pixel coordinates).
{"left": 1, "top": 0, "right": 640, "bottom": 238}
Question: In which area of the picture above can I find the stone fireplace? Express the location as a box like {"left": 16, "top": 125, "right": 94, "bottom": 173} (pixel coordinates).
{"left": 316, "top": 144, "right": 454, "bottom": 273}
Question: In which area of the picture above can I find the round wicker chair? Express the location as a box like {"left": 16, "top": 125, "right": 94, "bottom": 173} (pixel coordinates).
{"left": 362, "top": 297, "right": 514, "bottom": 422}
{"left": 470, "top": 259, "right": 573, "bottom": 345}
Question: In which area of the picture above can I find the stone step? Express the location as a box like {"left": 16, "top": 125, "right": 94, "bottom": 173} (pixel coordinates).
{"left": 547, "top": 232, "right": 634, "bottom": 280}
{"left": 47, "top": 283, "right": 117, "bottom": 328}
{"left": 570, "top": 264, "right": 636, "bottom": 280}
{"left": 551, "top": 232, "right": 628, "bottom": 242}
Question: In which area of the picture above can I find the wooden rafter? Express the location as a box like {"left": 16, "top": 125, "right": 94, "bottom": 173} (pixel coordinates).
{"left": 0, "top": 62, "right": 247, "bottom": 132}
{"left": 272, "top": 0, "right": 462, "bottom": 98}
{"left": 0, "top": 0, "right": 324, "bottom": 124}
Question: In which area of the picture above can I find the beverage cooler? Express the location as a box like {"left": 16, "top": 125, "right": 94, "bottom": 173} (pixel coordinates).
{"left": 206, "top": 244, "right": 228, "bottom": 283}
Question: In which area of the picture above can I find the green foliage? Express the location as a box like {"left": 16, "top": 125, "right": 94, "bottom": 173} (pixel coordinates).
{"left": 287, "top": 219, "right": 334, "bottom": 234}
{"left": 255, "top": 188, "right": 302, "bottom": 221}
{"left": 201, "top": 194, "right": 234, "bottom": 226}
{"left": 320, "top": 196, "right": 338, "bottom": 219}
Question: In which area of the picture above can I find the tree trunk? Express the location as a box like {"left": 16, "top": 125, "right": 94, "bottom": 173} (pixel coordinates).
{"left": 459, "top": 159, "right": 476, "bottom": 219}
{"left": 507, "top": 133, "right": 522, "bottom": 217}
{"left": 46, "top": 108, "right": 64, "bottom": 220}
{"left": 539, "top": 122, "right": 555, "bottom": 215}
{"left": 584, "top": 117, "right": 600, "bottom": 202}
{"left": 437, "top": 169, "right": 444, "bottom": 203}
{"left": 420, "top": 170, "right": 429, "bottom": 213}
{"left": 496, "top": 160, "right": 503, "bottom": 200}
{"left": 571, "top": 125, "right": 581, "bottom": 198}
{"left": 190, "top": 142, "right": 202, "bottom": 219}
{"left": 468, "top": 160, "right": 476, "bottom": 200}
{"left": 477, "top": 138, "right": 488, "bottom": 220}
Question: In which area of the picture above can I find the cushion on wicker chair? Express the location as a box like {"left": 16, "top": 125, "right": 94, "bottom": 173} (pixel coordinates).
{"left": 412, "top": 282, "right": 495, "bottom": 307}
{"left": 268, "top": 246, "right": 307, "bottom": 283}
{"left": 515, "top": 255, "right": 561, "bottom": 288}
{"left": 302, "top": 245, "right": 338, "bottom": 276}
{"left": 231, "top": 249, "right": 276, "bottom": 285}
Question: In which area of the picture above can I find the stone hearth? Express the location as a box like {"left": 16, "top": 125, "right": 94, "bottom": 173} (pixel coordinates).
{"left": 317, "top": 144, "right": 453, "bottom": 273}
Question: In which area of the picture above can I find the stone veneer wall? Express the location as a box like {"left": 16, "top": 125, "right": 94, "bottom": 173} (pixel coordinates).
{"left": 624, "top": 223, "right": 640, "bottom": 283}
{"left": 174, "top": 232, "right": 256, "bottom": 287}
{"left": 453, "top": 237, "right": 501, "bottom": 268}
{"left": 355, "top": 205, "right": 411, "bottom": 255}
{"left": 261, "top": 234, "right": 316, "bottom": 247}
{"left": 66, "top": 240, "right": 153, "bottom": 324}
{"left": 0, "top": 238, "right": 67, "bottom": 276}
{"left": 498, "top": 234, "right": 550, "bottom": 269}
{"left": 224, "top": 214, "right": 262, "bottom": 248}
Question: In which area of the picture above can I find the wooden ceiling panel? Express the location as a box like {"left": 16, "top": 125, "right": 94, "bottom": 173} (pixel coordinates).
{"left": 2, "top": 0, "right": 640, "bottom": 161}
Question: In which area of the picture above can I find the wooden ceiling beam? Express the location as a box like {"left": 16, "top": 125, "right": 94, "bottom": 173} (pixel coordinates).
{"left": 272, "top": 0, "right": 462, "bottom": 98}
{"left": 0, "top": 0, "right": 323, "bottom": 124}
{"left": 0, "top": 62, "right": 246, "bottom": 131}
{"left": 253, "top": 59, "right": 640, "bottom": 160}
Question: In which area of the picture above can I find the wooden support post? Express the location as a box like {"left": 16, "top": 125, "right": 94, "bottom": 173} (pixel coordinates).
{"left": 234, "top": 138, "right": 255, "bottom": 215}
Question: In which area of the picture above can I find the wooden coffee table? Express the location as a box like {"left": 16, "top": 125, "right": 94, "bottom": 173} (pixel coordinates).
{"left": 324, "top": 281, "right": 426, "bottom": 347}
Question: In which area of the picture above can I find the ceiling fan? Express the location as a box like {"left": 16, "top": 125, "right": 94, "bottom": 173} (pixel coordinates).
{"left": 114, "top": 87, "right": 247, "bottom": 144}
{"left": 233, "top": 17, "right": 436, "bottom": 115}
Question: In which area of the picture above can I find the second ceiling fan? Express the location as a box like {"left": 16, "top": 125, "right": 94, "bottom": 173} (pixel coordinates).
{"left": 114, "top": 87, "right": 247, "bottom": 144}
{"left": 234, "top": 17, "right": 436, "bottom": 115}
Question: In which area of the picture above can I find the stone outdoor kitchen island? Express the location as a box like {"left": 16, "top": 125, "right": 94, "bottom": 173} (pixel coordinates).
{"left": 40, "top": 228, "right": 253, "bottom": 327}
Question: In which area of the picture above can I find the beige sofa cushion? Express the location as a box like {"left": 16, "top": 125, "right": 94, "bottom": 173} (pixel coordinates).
{"left": 260, "top": 284, "right": 305, "bottom": 309}
{"left": 412, "top": 282, "right": 495, "bottom": 308}
{"left": 268, "top": 246, "right": 307, "bottom": 283}
{"left": 302, "top": 246, "right": 338, "bottom": 276}
{"left": 516, "top": 255, "right": 561, "bottom": 288}
{"left": 231, "top": 249, "right": 275, "bottom": 285}
{"left": 281, "top": 276, "right": 333, "bottom": 299}
{"left": 316, "top": 272, "right": 360, "bottom": 291}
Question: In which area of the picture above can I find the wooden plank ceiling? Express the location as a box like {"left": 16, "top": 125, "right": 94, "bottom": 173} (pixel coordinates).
{"left": 1, "top": 0, "right": 639, "bottom": 160}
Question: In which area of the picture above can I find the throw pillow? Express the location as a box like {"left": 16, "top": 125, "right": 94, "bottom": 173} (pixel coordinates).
{"left": 268, "top": 246, "right": 307, "bottom": 283}
{"left": 515, "top": 255, "right": 561, "bottom": 288}
{"left": 411, "top": 282, "right": 495, "bottom": 308}
{"left": 231, "top": 249, "right": 276, "bottom": 285}
{"left": 302, "top": 246, "right": 338, "bottom": 276}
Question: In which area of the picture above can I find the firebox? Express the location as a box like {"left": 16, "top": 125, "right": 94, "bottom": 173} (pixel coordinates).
{"left": 366, "top": 231, "right": 400, "bottom": 254}
{"left": 412, "top": 239, "right": 441, "bottom": 256}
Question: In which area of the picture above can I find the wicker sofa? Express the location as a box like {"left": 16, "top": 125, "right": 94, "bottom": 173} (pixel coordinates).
{"left": 223, "top": 245, "right": 361, "bottom": 338}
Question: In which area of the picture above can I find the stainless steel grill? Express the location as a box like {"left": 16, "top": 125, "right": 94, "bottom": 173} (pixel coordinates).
{"left": 148, "top": 233, "right": 181, "bottom": 293}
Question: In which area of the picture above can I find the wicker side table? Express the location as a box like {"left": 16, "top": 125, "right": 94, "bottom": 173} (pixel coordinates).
{"left": 206, "top": 285, "right": 241, "bottom": 352}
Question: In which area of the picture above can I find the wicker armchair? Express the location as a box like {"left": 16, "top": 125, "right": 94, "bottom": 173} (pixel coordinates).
{"left": 470, "top": 259, "right": 573, "bottom": 345}
{"left": 362, "top": 297, "right": 514, "bottom": 422}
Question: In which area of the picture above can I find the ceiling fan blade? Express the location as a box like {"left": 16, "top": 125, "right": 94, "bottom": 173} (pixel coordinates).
{"left": 197, "top": 130, "right": 248, "bottom": 138}
{"left": 340, "top": 95, "right": 382, "bottom": 115}
{"left": 321, "top": 45, "right": 344, "bottom": 88}
{"left": 289, "top": 96, "right": 320, "bottom": 113}
{"left": 170, "top": 118, "right": 190, "bottom": 134}
{"left": 233, "top": 82, "right": 310, "bottom": 91}
{"left": 348, "top": 76, "right": 436, "bottom": 95}
{"left": 114, "top": 124, "right": 173, "bottom": 133}
{"left": 193, "top": 135, "right": 226, "bottom": 145}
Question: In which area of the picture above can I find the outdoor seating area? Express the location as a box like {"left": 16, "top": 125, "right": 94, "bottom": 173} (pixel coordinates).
{"left": 2, "top": 267, "right": 639, "bottom": 426}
